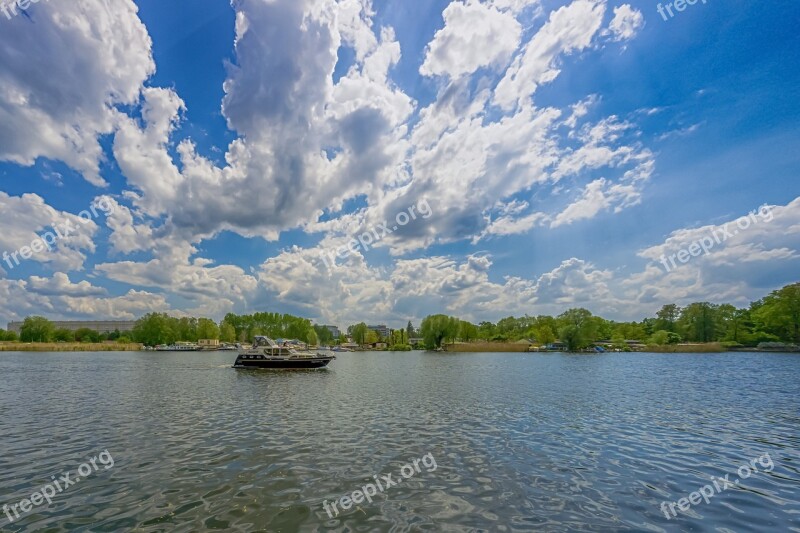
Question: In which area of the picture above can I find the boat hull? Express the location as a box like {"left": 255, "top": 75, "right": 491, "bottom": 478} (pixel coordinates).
{"left": 154, "top": 346, "right": 201, "bottom": 352}
{"left": 233, "top": 356, "right": 334, "bottom": 369}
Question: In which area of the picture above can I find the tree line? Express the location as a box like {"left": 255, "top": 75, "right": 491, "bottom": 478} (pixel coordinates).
{"left": 1, "top": 316, "right": 134, "bottom": 344}
{"left": 418, "top": 282, "right": 800, "bottom": 350}
{"left": 0, "top": 329, "right": 18, "bottom": 341}
{"left": 127, "top": 312, "right": 328, "bottom": 347}
{"left": 4, "top": 282, "right": 796, "bottom": 350}
{"left": 2, "top": 312, "right": 334, "bottom": 347}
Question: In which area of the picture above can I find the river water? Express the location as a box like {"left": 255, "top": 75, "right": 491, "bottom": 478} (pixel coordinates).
{"left": 0, "top": 350, "right": 798, "bottom": 532}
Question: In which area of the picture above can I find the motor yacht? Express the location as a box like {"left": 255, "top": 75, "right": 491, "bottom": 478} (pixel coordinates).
{"left": 233, "top": 336, "right": 335, "bottom": 369}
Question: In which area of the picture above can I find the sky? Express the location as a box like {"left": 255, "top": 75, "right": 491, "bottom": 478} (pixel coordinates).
{"left": 0, "top": 0, "right": 798, "bottom": 330}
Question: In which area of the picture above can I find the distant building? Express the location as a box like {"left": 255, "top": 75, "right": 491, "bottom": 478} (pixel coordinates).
{"left": 322, "top": 325, "right": 341, "bottom": 339}
{"left": 198, "top": 339, "right": 219, "bottom": 348}
{"left": 367, "top": 324, "right": 391, "bottom": 339}
{"left": 7, "top": 320, "right": 137, "bottom": 335}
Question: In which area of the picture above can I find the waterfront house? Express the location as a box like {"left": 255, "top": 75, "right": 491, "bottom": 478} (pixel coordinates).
{"left": 198, "top": 339, "right": 220, "bottom": 350}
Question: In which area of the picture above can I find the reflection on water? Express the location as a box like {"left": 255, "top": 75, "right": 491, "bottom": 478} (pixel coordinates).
{"left": 0, "top": 351, "right": 798, "bottom": 531}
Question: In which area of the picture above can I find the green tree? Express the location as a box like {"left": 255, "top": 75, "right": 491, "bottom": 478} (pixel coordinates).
{"left": 351, "top": 323, "right": 369, "bottom": 345}
{"left": 133, "top": 313, "right": 177, "bottom": 346}
{"left": 406, "top": 320, "right": 415, "bottom": 339}
{"left": 313, "top": 325, "right": 334, "bottom": 345}
{"left": 649, "top": 330, "right": 670, "bottom": 345}
{"left": 306, "top": 327, "right": 318, "bottom": 346}
{"left": 716, "top": 304, "right": 752, "bottom": 343}
{"left": 0, "top": 329, "right": 18, "bottom": 341}
{"left": 641, "top": 317, "right": 657, "bottom": 337}
{"left": 220, "top": 321, "right": 236, "bottom": 343}
{"left": 556, "top": 308, "right": 597, "bottom": 351}
{"left": 529, "top": 324, "right": 556, "bottom": 345}
{"left": 74, "top": 328, "right": 102, "bottom": 343}
{"left": 53, "top": 328, "right": 75, "bottom": 342}
{"left": 558, "top": 325, "right": 582, "bottom": 351}
{"left": 217, "top": 312, "right": 313, "bottom": 343}
{"left": 496, "top": 316, "right": 520, "bottom": 339}
{"left": 176, "top": 317, "right": 198, "bottom": 342}
{"left": 655, "top": 304, "right": 680, "bottom": 332}
{"left": 535, "top": 315, "right": 557, "bottom": 330}
{"left": 420, "top": 314, "right": 459, "bottom": 349}
{"left": 458, "top": 320, "right": 478, "bottom": 342}
{"left": 678, "top": 303, "right": 718, "bottom": 342}
{"left": 753, "top": 283, "right": 800, "bottom": 343}
{"left": 492, "top": 316, "right": 540, "bottom": 340}
{"left": 390, "top": 329, "right": 408, "bottom": 346}
{"left": 589, "top": 316, "right": 612, "bottom": 340}
{"left": 611, "top": 322, "right": 647, "bottom": 342}
{"left": 365, "top": 329, "right": 379, "bottom": 345}
{"left": 20, "top": 316, "right": 55, "bottom": 343}
{"left": 476, "top": 321, "right": 496, "bottom": 340}
{"left": 222, "top": 313, "right": 244, "bottom": 341}
{"left": 196, "top": 318, "right": 220, "bottom": 340}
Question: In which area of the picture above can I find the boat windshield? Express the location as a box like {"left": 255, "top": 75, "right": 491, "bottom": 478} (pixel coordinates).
{"left": 253, "top": 336, "right": 277, "bottom": 348}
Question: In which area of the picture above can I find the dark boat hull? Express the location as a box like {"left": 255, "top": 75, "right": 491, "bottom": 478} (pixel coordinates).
{"left": 233, "top": 356, "right": 334, "bottom": 369}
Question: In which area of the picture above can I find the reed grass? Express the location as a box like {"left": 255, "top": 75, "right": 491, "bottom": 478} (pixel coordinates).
{"left": 644, "top": 343, "right": 725, "bottom": 353}
{"left": 443, "top": 342, "right": 532, "bottom": 353}
{"left": 0, "top": 342, "right": 143, "bottom": 352}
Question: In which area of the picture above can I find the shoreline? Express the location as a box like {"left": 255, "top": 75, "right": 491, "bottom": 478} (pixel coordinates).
{"left": 1, "top": 342, "right": 797, "bottom": 354}
{"left": 437, "top": 342, "right": 799, "bottom": 354}
{"left": 0, "top": 342, "right": 143, "bottom": 352}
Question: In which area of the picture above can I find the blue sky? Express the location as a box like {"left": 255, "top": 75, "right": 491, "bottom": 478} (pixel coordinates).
{"left": 0, "top": 0, "right": 798, "bottom": 329}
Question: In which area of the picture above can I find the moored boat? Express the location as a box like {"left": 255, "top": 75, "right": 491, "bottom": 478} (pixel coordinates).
{"left": 233, "top": 336, "right": 335, "bottom": 369}
{"left": 218, "top": 343, "right": 239, "bottom": 351}
{"left": 332, "top": 346, "right": 353, "bottom": 352}
{"left": 155, "top": 342, "right": 201, "bottom": 351}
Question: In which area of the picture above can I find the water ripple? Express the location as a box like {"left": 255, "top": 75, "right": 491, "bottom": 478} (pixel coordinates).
{"left": 0, "top": 351, "right": 798, "bottom": 531}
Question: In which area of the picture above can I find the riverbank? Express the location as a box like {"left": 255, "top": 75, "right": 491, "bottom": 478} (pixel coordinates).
{"left": 643, "top": 343, "right": 725, "bottom": 353}
{"left": 0, "top": 342, "right": 143, "bottom": 352}
{"left": 438, "top": 341, "right": 725, "bottom": 353}
{"left": 438, "top": 341, "right": 800, "bottom": 353}
{"left": 442, "top": 342, "right": 530, "bottom": 352}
